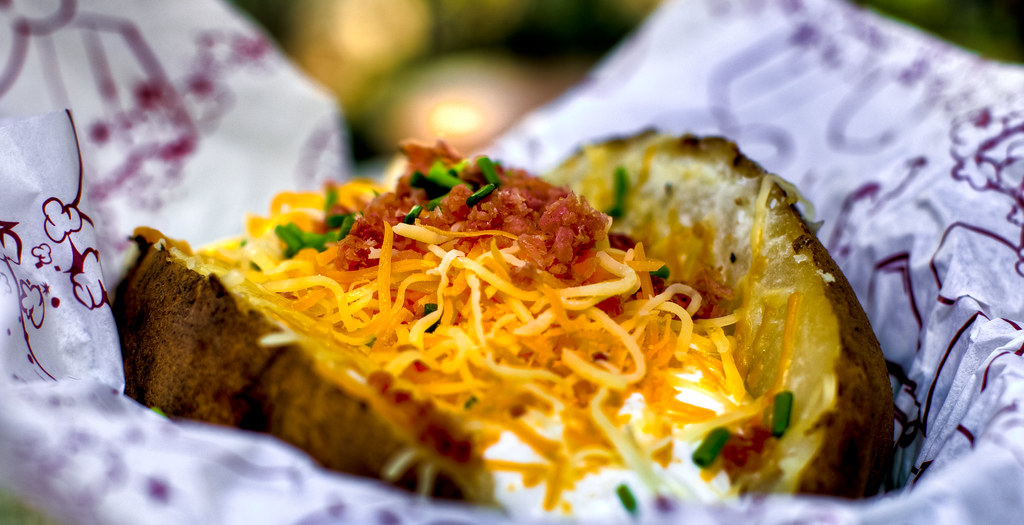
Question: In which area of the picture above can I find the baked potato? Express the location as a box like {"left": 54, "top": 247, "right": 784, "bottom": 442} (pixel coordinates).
{"left": 116, "top": 133, "right": 891, "bottom": 517}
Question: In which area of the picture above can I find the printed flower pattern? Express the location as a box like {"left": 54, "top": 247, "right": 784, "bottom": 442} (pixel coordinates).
{"left": 19, "top": 280, "right": 44, "bottom": 329}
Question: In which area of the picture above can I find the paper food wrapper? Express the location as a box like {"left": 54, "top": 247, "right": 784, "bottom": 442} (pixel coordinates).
{"left": 3, "top": 0, "right": 1024, "bottom": 523}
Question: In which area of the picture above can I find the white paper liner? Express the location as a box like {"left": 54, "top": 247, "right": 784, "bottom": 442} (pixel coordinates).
{"left": 0, "top": 0, "right": 347, "bottom": 285}
{"left": 4, "top": 0, "right": 1024, "bottom": 523}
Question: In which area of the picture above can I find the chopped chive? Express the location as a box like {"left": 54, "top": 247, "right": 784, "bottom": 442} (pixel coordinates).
{"left": 616, "top": 484, "right": 638, "bottom": 516}
{"left": 427, "top": 160, "right": 463, "bottom": 188}
{"left": 274, "top": 223, "right": 305, "bottom": 258}
{"left": 276, "top": 221, "right": 348, "bottom": 259}
{"left": 365, "top": 336, "right": 376, "bottom": 347}
{"left": 466, "top": 183, "right": 496, "bottom": 207}
{"left": 249, "top": 261, "right": 261, "bottom": 271}
{"left": 464, "top": 395, "right": 479, "bottom": 410}
{"left": 426, "top": 195, "right": 444, "bottom": 211}
{"left": 772, "top": 390, "right": 794, "bottom": 437}
{"left": 477, "top": 156, "right": 500, "bottom": 186}
{"left": 327, "top": 213, "right": 351, "bottom": 228}
{"left": 151, "top": 406, "right": 167, "bottom": 417}
{"left": 424, "top": 303, "right": 440, "bottom": 333}
{"left": 650, "top": 265, "right": 670, "bottom": 280}
{"left": 335, "top": 214, "right": 356, "bottom": 239}
{"left": 404, "top": 205, "right": 423, "bottom": 225}
{"left": 606, "top": 166, "right": 630, "bottom": 218}
{"left": 300, "top": 230, "right": 336, "bottom": 252}
{"left": 410, "top": 171, "right": 453, "bottom": 199}
{"left": 692, "top": 427, "right": 730, "bottom": 468}
{"left": 324, "top": 186, "right": 338, "bottom": 212}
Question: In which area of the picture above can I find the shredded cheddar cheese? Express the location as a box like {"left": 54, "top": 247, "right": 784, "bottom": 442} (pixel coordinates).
{"left": 192, "top": 159, "right": 792, "bottom": 512}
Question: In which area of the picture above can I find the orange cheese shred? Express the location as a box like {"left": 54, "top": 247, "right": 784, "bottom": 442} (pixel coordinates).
{"left": 197, "top": 169, "right": 762, "bottom": 511}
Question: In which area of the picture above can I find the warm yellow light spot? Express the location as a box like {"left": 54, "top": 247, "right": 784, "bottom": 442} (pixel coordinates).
{"left": 331, "top": 0, "right": 428, "bottom": 67}
{"left": 427, "top": 99, "right": 487, "bottom": 138}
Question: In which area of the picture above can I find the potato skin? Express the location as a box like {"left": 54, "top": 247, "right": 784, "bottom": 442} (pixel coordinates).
{"left": 675, "top": 136, "right": 892, "bottom": 497}
{"left": 545, "top": 133, "right": 893, "bottom": 497}
{"left": 791, "top": 228, "right": 892, "bottom": 497}
{"left": 116, "top": 133, "right": 892, "bottom": 504}
{"left": 115, "top": 237, "right": 482, "bottom": 499}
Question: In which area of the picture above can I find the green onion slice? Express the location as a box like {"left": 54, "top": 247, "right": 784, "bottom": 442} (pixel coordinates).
{"left": 335, "top": 214, "right": 356, "bottom": 239}
{"left": 324, "top": 186, "right": 338, "bottom": 212}
{"left": 427, "top": 160, "right": 463, "bottom": 188}
{"left": 466, "top": 183, "right": 496, "bottom": 207}
{"left": 426, "top": 195, "right": 444, "bottom": 211}
{"left": 275, "top": 221, "right": 349, "bottom": 259}
{"left": 410, "top": 171, "right": 454, "bottom": 199}
{"left": 616, "top": 483, "right": 638, "bottom": 516}
{"left": 464, "top": 395, "right": 479, "bottom": 410}
{"left": 606, "top": 166, "right": 629, "bottom": 218}
{"left": 772, "top": 390, "right": 794, "bottom": 437}
{"left": 404, "top": 205, "right": 423, "bottom": 225}
{"left": 424, "top": 303, "right": 440, "bottom": 333}
{"left": 477, "top": 156, "right": 500, "bottom": 186}
{"left": 151, "top": 406, "right": 167, "bottom": 417}
{"left": 692, "top": 427, "right": 730, "bottom": 468}
{"left": 650, "top": 265, "right": 670, "bottom": 280}
{"left": 326, "top": 213, "right": 351, "bottom": 228}
{"left": 274, "top": 223, "right": 305, "bottom": 258}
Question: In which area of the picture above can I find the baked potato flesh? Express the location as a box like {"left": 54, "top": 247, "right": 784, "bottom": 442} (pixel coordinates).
{"left": 545, "top": 133, "right": 890, "bottom": 496}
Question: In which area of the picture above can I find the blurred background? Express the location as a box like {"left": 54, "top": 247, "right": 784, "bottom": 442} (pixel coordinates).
{"left": 227, "top": 0, "right": 1024, "bottom": 165}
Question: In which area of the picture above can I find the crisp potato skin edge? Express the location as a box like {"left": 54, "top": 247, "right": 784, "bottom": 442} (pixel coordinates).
{"left": 790, "top": 228, "right": 893, "bottom": 497}
{"left": 681, "top": 135, "right": 893, "bottom": 497}
{"left": 692, "top": 136, "right": 893, "bottom": 497}
{"left": 553, "top": 132, "right": 893, "bottom": 497}
{"left": 115, "top": 237, "right": 473, "bottom": 499}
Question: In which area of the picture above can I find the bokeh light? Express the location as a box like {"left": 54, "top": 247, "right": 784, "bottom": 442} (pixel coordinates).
{"left": 230, "top": 0, "right": 1024, "bottom": 164}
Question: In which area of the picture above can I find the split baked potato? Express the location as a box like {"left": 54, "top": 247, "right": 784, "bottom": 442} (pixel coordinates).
{"left": 116, "top": 133, "right": 891, "bottom": 517}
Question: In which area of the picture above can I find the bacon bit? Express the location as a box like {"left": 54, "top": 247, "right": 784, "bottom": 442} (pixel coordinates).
{"left": 591, "top": 352, "right": 609, "bottom": 362}
{"left": 412, "top": 360, "right": 430, "bottom": 373}
{"left": 509, "top": 404, "right": 527, "bottom": 418}
{"left": 400, "top": 140, "right": 462, "bottom": 175}
{"left": 366, "top": 369, "right": 475, "bottom": 463}
{"left": 422, "top": 422, "right": 473, "bottom": 463}
{"left": 721, "top": 422, "right": 774, "bottom": 475}
{"left": 595, "top": 296, "right": 623, "bottom": 317}
{"left": 572, "top": 380, "right": 598, "bottom": 407}
{"left": 692, "top": 268, "right": 735, "bottom": 318}
{"left": 368, "top": 370, "right": 394, "bottom": 394}
{"left": 328, "top": 143, "right": 610, "bottom": 283}
{"left": 647, "top": 265, "right": 734, "bottom": 319}
{"left": 608, "top": 232, "right": 635, "bottom": 251}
